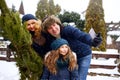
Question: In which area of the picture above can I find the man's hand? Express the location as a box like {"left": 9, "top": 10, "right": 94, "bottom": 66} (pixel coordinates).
{"left": 92, "top": 33, "right": 102, "bottom": 47}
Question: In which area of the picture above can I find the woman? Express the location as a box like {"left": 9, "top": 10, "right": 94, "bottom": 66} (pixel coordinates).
{"left": 22, "top": 14, "right": 53, "bottom": 58}
{"left": 41, "top": 38, "right": 79, "bottom": 80}
{"left": 42, "top": 15, "right": 102, "bottom": 80}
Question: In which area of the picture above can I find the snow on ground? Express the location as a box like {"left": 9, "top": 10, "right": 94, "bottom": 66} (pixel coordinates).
{"left": 107, "top": 31, "right": 120, "bottom": 36}
{"left": 92, "top": 49, "right": 119, "bottom": 54}
{"left": 87, "top": 75, "right": 120, "bottom": 80}
{"left": 91, "top": 58, "right": 117, "bottom": 66}
{"left": 0, "top": 61, "right": 20, "bottom": 80}
{"left": 0, "top": 49, "right": 120, "bottom": 80}
{"left": 87, "top": 49, "right": 120, "bottom": 80}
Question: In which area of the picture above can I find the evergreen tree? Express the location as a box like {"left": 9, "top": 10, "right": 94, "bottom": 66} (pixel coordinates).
{"left": 36, "top": 0, "right": 49, "bottom": 19}
{"left": 55, "top": 4, "right": 61, "bottom": 15}
{"left": 49, "top": 0, "right": 55, "bottom": 15}
{"left": 36, "top": 0, "right": 61, "bottom": 20}
{"left": 0, "top": 0, "right": 43, "bottom": 80}
{"left": 58, "top": 11, "right": 85, "bottom": 31}
{"left": 85, "top": 0, "right": 106, "bottom": 51}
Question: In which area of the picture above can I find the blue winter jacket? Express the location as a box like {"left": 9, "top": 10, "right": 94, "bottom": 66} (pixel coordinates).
{"left": 60, "top": 25, "right": 93, "bottom": 58}
{"left": 32, "top": 25, "right": 93, "bottom": 58}
{"left": 41, "top": 66, "right": 79, "bottom": 80}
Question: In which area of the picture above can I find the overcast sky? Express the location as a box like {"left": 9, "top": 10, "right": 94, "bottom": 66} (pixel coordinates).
{"left": 5, "top": 0, "right": 120, "bottom": 22}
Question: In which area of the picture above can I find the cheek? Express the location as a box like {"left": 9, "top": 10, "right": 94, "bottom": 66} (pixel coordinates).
{"left": 26, "top": 26, "right": 30, "bottom": 30}
{"left": 59, "top": 49, "right": 63, "bottom": 52}
{"left": 47, "top": 29, "right": 52, "bottom": 34}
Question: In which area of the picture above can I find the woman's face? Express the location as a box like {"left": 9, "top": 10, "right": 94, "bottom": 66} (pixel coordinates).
{"left": 59, "top": 44, "right": 68, "bottom": 56}
{"left": 26, "top": 19, "right": 37, "bottom": 31}
{"left": 47, "top": 23, "right": 60, "bottom": 38}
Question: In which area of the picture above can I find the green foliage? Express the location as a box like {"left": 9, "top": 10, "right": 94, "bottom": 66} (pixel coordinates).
{"left": 85, "top": 0, "right": 106, "bottom": 51}
{"left": 49, "top": 0, "right": 55, "bottom": 15}
{"left": 76, "top": 19, "right": 85, "bottom": 31}
{"left": 58, "top": 11, "right": 85, "bottom": 31}
{"left": 0, "top": 0, "right": 43, "bottom": 80}
{"left": 111, "top": 35, "right": 119, "bottom": 41}
{"left": 36, "top": 0, "right": 49, "bottom": 19}
{"left": 35, "top": 0, "right": 61, "bottom": 19}
{"left": 55, "top": 4, "right": 61, "bottom": 15}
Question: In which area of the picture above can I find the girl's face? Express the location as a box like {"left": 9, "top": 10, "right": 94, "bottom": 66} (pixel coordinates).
{"left": 59, "top": 44, "right": 69, "bottom": 56}
{"left": 26, "top": 19, "right": 37, "bottom": 31}
{"left": 47, "top": 23, "right": 60, "bottom": 38}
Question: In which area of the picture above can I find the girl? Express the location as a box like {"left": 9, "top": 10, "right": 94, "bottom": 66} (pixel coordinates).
{"left": 41, "top": 38, "right": 79, "bottom": 80}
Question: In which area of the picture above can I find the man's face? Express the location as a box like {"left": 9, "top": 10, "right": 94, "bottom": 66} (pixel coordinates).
{"left": 47, "top": 23, "right": 60, "bottom": 38}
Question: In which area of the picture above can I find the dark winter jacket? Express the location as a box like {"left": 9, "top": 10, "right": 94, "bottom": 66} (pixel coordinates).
{"left": 41, "top": 52, "right": 79, "bottom": 80}
{"left": 31, "top": 32, "right": 54, "bottom": 58}
{"left": 32, "top": 25, "right": 101, "bottom": 58}
{"left": 60, "top": 25, "right": 93, "bottom": 58}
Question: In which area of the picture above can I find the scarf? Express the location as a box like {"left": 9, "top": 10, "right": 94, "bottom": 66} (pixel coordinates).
{"left": 56, "top": 56, "right": 69, "bottom": 69}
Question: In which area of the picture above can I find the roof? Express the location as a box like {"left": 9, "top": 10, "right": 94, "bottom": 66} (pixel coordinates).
{"left": 116, "top": 36, "right": 120, "bottom": 42}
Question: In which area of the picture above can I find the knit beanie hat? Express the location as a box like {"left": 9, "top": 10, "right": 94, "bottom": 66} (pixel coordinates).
{"left": 22, "top": 14, "right": 37, "bottom": 23}
{"left": 51, "top": 38, "right": 69, "bottom": 50}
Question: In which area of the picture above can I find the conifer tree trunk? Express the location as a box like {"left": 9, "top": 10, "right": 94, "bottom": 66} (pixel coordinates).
{"left": 0, "top": 0, "right": 43, "bottom": 80}
{"left": 85, "top": 0, "right": 106, "bottom": 51}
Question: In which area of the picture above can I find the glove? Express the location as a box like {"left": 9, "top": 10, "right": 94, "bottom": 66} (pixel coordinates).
{"left": 92, "top": 33, "right": 102, "bottom": 47}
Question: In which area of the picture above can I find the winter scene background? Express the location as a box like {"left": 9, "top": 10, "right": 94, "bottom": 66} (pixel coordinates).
{"left": 0, "top": 48, "right": 120, "bottom": 80}
{"left": 0, "top": 25, "right": 120, "bottom": 80}
{"left": 0, "top": 0, "right": 120, "bottom": 80}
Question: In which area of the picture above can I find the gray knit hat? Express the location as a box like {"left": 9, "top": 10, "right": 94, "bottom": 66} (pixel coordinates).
{"left": 51, "top": 38, "right": 69, "bottom": 50}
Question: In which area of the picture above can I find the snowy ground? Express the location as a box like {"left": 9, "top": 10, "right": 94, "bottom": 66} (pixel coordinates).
{"left": 88, "top": 49, "right": 120, "bottom": 80}
{"left": 0, "top": 49, "right": 120, "bottom": 80}
{"left": 87, "top": 59, "right": 120, "bottom": 80}
{"left": 0, "top": 61, "right": 20, "bottom": 80}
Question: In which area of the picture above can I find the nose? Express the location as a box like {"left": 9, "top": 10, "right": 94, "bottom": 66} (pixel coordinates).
{"left": 28, "top": 24, "right": 34, "bottom": 30}
{"left": 27, "top": 24, "right": 34, "bottom": 31}
{"left": 29, "top": 24, "right": 34, "bottom": 28}
{"left": 52, "top": 26, "right": 56, "bottom": 31}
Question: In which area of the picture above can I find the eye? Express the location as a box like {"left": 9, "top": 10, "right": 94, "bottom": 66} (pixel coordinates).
{"left": 52, "top": 24, "right": 56, "bottom": 26}
{"left": 31, "top": 22, "right": 35, "bottom": 25}
{"left": 48, "top": 26, "right": 52, "bottom": 30}
{"left": 27, "top": 24, "right": 30, "bottom": 26}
